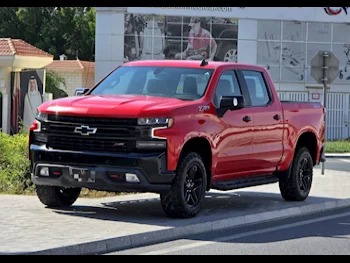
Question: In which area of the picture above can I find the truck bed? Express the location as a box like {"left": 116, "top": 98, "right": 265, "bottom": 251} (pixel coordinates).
{"left": 281, "top": 100, "right": 325, "bottom": 139}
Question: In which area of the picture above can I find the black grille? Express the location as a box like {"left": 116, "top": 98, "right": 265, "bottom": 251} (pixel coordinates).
{"left": 42, "top": 114, "right": 148, "bottom": 153}
{"left": 48, "top": 136, "right": 135, "bottom": 153}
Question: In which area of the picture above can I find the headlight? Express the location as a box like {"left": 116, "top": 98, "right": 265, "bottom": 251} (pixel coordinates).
{"left": 36, "top": 111, "right": 48, "bottom": 122}
{"left": 137, "top": 117, "right": 173, "bottom": 127}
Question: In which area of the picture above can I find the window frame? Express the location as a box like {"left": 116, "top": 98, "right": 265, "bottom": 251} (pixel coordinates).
{"left": 212, "top": 69, "right": 244, "bottom": 108}
{"left": 236, "top": 70, "right": 273, "bottom": 108}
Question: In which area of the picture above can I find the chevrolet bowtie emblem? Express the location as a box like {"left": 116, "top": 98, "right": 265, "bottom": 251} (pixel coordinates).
{"left": 74, "top": 125, "right": 97, "bottom": 136}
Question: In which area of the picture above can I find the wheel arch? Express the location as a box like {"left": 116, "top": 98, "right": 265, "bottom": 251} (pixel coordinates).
{"left": 179, "top": 137, "right": 213, "bottom": 191}
{"left": 295, "top": 130, "right": 318, "bottom": 166}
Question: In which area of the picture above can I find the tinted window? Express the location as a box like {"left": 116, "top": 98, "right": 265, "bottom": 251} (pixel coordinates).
{"left": 214, "top": 70, "right": 241, "bottom": 107}
{"left": 91, "top": 66, "right": 214, "bottom": 101}
{"left": 242, "top": 71, "right": 270, "bottom": 106}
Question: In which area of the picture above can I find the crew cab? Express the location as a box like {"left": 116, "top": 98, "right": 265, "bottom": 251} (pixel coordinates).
{"left": 29, "top": 60, "right": 325, "bottom": 218}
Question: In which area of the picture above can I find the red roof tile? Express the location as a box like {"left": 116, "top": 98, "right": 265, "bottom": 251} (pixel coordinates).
{"left": 0, "top": 38, "right": 53, "bottom": 58}
{"left": 46, "top": 60, "right": 95, "bottom": 72}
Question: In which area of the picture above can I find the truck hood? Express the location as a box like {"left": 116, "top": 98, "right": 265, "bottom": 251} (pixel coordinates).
{"left": 38, "top": 95, "right": 195, "bottom": 118}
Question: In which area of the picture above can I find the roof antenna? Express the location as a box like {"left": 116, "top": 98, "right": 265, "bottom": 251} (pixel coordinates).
{"left": 200, "top": 58, "right": 208, "bottom": 66}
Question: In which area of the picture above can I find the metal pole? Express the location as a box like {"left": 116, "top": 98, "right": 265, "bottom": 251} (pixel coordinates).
{"left": 321, "top": 51, "right": 328, "bottom": 175}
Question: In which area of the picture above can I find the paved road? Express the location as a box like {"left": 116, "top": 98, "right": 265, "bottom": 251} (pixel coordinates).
{"left": 108, "top": 208, "right": 350, "bottom": 255}
{"left": 1, "top": 158, "right": 349, "bottom": 254}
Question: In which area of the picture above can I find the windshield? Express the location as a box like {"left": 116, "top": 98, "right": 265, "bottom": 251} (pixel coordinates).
{"left": 90, "top": 66, "right": 214, "bottom": 100}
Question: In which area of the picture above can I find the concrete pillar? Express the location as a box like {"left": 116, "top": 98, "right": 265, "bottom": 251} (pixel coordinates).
{"left": 95, "top": 7, "right": 127, "bottom": 84}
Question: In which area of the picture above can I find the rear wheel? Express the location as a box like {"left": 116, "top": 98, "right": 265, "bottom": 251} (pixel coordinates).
{"left": 36, "top": 185, "right": 81, "bottom": 208}
{"left": 160, "top": 152, "right": 207, "bottom": 218}
{"left": 279, "top": 147, "right": 313, "bottom": 201}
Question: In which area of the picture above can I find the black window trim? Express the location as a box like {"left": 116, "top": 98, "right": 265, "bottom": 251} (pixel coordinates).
{"left": 212, "top": 69, "right": 251, "bottom": 108}
{"left": 236, "top": 69, "right": 274, "bottom": 108}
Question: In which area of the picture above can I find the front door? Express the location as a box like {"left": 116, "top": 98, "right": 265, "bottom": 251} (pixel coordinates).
{"left": 212, "top": 70, "right": 255, "bottom": 181}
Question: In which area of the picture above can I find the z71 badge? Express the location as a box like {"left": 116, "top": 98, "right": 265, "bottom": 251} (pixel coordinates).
{"left": 198, "top": 105, "right": 210, "bottom": 112}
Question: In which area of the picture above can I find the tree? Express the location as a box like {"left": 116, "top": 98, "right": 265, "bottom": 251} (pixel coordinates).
{"left": 0, "top": 7, "right": 96, "bottom": 61}
{"left": 0, "top": 7, "right": 23, "bottom": 39}
{"left": 45, "top": 70, "right": 68, "bottom": 99}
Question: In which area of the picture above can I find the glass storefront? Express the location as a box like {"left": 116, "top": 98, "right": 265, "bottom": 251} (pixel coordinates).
{"left": 124, "top": 13, "right": 238, "bottom": 63}
{"left": 257, "top": 20, "right": 350, "bottom": 83}
{"left": 122, "top": 13, "right": 350, "bottom": 84}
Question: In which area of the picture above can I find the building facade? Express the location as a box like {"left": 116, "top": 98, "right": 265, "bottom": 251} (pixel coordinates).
{"left": 95, "top": 7, "right": 350, "bottom": 140}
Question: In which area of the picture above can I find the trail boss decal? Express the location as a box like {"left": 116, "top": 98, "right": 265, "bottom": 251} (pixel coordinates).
{"left": 198, "top": 105, "right": 210, "bottom": 112}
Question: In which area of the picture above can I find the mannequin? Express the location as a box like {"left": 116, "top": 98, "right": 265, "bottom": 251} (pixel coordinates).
{"left": 23, "top": 77, "right": 42, "bottom": 128}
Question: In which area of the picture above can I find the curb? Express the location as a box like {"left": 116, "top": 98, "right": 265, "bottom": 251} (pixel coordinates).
{"left": 325, "top": 154, "right": 350, "bottom": 159}
{"left": 16, "top": 198, "right": 350, "bottom": 255}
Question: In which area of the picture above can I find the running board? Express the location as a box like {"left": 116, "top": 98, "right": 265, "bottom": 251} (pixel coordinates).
{"left": 210, "top": 174, "right": 279, "bottom": 191}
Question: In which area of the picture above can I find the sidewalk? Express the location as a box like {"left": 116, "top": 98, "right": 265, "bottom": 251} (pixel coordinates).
{"left": 326, "top": 153, "right": 350, "bottom": 159}
{"left": 1, "top": 166, "right": 350, "bottom": 255}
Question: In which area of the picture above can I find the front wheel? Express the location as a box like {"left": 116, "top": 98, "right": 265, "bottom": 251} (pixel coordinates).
{"left": 279, "top": 147, "right": 313, "bottom": 201}
{"left": 36, "top": 185, "right": 81, "bottom": 208}
{"left": 160, "top": 152, "right": 207, "bottom": 218}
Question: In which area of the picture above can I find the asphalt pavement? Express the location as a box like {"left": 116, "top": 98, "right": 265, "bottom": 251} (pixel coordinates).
{"left": 108, "top": 207, "right": 350, "bottom": 255}
{"left": 1, "top": 157, "right": 350, "bottom": 255}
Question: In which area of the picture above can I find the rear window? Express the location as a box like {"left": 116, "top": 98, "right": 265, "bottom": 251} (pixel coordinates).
{"left": 91, "top": 66, "right": 214, "bottom": 101}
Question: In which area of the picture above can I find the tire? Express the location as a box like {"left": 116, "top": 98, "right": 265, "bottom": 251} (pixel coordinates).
{"left": 36, "top": 185, "right": 81, "bottom": 208}
{"left": 160, "top": 152, "right": 207, "bottom": 219}
{"left": 217, "top": 42, "right": 238, "bottom": 62}
{"left": 279, "top": 147, "right": 313, "bottom": 201}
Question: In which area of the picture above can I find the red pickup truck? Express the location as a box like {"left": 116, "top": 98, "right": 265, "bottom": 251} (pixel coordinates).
{"left": 29, "top": 60, "right": 325, "bottom": 218}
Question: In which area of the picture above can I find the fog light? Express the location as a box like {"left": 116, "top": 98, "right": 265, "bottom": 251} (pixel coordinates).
{"left": 125, "top": 173, "right": 140, "bottom": 183}
{"left": 40, "top": 167, "right": 49, "bottom": 176}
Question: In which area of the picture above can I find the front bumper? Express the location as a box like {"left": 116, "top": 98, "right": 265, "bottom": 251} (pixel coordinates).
{"left": 30, "top": 144, "right": 175, "bottom": 193}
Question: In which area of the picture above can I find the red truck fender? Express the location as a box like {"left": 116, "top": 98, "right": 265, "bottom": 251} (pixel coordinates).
{"left": 279, "top": 127, "right": 322, "bottom": 173}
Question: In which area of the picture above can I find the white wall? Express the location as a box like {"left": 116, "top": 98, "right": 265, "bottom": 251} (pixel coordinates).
{"left": 95, "top": 7, "right": 126, "bottom": 84}
{"left": 127, "top": 7, "right": 350, "bottom": 23}
{"left": 0, "top": 67, "right": 14, "bottom": 134}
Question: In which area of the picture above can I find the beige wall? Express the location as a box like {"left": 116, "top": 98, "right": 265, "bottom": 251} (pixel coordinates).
{"left": 55, "top": 71, "right": 83, "bottom": 96}
{"left": 82, "top": 72, "right": 96, "bottom": 90}
{"left": 50, "top": 70, "right": 95, "bottom": 97}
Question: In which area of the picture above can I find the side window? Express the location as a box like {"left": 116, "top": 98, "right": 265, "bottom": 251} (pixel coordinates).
{"left": 241, "top": 71, "right": 270, "bottom": 106}
{"left": 214, "top": 70, "right": 242, "bottom": 107}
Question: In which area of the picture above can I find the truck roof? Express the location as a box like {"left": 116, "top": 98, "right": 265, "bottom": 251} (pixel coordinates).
{"left": 124, "top": 60, "right": 265, "bottom": 71}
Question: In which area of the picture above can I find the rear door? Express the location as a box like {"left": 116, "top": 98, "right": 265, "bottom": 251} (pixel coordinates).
{"left": 237, "top": 70, "right": 284, "bottom": 175}
{"left": 212, "top": 70, "right": 256, "bottom": 180}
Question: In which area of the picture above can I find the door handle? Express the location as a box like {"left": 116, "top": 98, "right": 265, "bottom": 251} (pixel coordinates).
{"left": 243, "top": 116, "right": 252, "bottom": 122}
{"left": 273, "top": 114, "right": 281, "bottom": 121}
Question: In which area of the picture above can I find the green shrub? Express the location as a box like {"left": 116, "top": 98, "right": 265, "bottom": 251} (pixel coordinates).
{"left": 0, "top": 132, "right": 33, "bottom": 194}
{"left": 326, "top": 140, "right": 350, "bottom": 153}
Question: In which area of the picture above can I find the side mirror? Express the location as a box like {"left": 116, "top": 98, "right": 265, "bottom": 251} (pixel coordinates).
{"left": 74, "top": 88, "right": 89, "bottom": 96}
{"left": 217, "top": 95, "right": 245, "bottom": 117}
{"left": 220, "top": 95, "right": 245, "bottom": 110}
